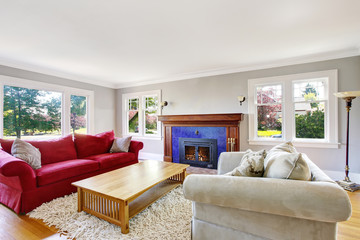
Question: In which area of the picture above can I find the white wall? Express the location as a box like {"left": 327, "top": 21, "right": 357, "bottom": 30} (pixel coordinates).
{"left": 117, "top": 56, "right": 360, "bottom": 175}
{"left": 0, "top": 65, "right": 116, "bottom": 134}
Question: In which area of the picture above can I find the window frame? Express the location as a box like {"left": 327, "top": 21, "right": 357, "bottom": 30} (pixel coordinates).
{"left": 122, "top": 90, "right": 162, "bottom": 139}
{"left": 0, "top": 75, "right": 94, "bottom": 138}
{"left": 248, "top": 70, "right": 338, "bottom": 148}
{"left": 255, "top": 83, "right": 284, "bottom": 140}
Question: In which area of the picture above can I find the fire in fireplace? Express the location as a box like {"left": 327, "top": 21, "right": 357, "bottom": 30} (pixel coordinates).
{"left": 179, "top": 138, "right": 217, "bottom": 169}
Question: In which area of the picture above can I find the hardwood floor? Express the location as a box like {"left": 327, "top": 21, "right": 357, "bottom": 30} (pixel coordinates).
{"left": 0, "top": 166, "right": 359, "bottom": 240}
{"left": 338, "top": 191, "right": 360, "bottom": 240}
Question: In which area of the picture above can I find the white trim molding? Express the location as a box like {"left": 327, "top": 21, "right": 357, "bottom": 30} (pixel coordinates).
{"left": 139, "top": 152, "right": 164, "bottom": 161}
{"left": 115, "top": 47, "right": 360, "bottom": 88}
{"left": 323, "top": 170, "right": 360, "bottom": 184}
{"left": 2, "top": 47, "right": 357, "bottom": 89}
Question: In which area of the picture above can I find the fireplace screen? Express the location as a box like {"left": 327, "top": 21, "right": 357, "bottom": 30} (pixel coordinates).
{"left": 185, "top": 146, "right": 196, "bottom": 161}
{"left": 179, "top": 138, "right": 217, "bottom": 169}
{"left": 185, "top": 146, "right": 210, "bottom": 162}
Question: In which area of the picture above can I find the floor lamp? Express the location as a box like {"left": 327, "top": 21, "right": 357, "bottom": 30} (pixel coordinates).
{"left": 334, "top": 91, "right": 360, "bottom": 192}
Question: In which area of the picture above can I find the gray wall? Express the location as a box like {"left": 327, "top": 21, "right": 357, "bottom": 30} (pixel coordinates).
{"left": 117, "top": 56, "right": 360, "bottom": 174}
{"left": 0, "top": 65, "right": 116, "bottom": 134}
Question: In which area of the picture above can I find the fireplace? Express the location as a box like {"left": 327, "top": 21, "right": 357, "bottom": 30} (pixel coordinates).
{"left": 158, "top": 114, "right": 243, "bottom": 164}
{"left": 179, "top": 138, "right": 218, "bottom": 169}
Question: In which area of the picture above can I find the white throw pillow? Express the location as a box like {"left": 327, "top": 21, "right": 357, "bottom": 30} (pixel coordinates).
{"left": 263, "top": 152, "right": 311, "bottom": 180}
{"left": 11, "top": 138, "right": 41, "bottom": 169}
{"left": 110, "top": 136, "right": 132, "bottom": 153}
{"left": 264, "top": 141, "right": 297, "bottom": 168}
{"left": 231, "top": 149, "right": 266, "bottom": 177}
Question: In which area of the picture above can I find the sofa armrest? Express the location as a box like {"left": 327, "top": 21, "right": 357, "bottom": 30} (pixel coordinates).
{"left": 128, "top": 140, "right": 144, "bottom": 159}
{"left": 0, "top": 150, "right": 37, "bottom": 190}
{"left": 183, "top": 174, "right": 351, "bottom": 222}
{"left": 217, "top": 152, "right": 245, "bottom": 174}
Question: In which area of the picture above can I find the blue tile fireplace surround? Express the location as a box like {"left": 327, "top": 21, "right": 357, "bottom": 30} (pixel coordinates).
{"left": 158, "top": 114, "right": 244, "bottom": 169}
{"left": 172, "top": 127, "right": 226, "bottom": 168}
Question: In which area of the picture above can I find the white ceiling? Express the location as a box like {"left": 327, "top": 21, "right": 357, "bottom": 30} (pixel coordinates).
{"left": 0, "top": 0, "right": 359, "bottom": 89}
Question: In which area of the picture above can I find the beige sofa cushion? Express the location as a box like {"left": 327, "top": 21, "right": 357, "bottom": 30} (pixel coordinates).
{"left": 230, "top": 149, "right": 266, "bottom": 177}
{"left": 263, "top": 142, "right": 311, "bottom": 180}
{"left": 264, "top": 152, "right": 311, "bottom": 180}
{"left": 11, "top": 138, "right": 41, "bottom": 169}
{"left": 264, "top": 141, "right": 296, "bottom": 168}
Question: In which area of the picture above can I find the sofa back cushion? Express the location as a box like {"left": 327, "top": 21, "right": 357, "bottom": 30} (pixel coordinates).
{"left": 28, "top": 135, "right": 78, "bottom": 165}
{"left": 74, "top": 130, "right": 115, "bottom": 158}
{"left": 0, "top": 139, "right": 14, "bottom": 153}
{"left": 0, "top": 135, "right": 78, "bottom": 165}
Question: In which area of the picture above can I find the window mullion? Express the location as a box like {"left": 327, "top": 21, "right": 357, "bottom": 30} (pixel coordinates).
{"left": 139, "top": 96, "right": 144, "bottom": 136}
{"left": 126, "top": 98, "right": 130, "bottom": 135}
{"left": 0, "top": 83, "right": 3, "bottom": 138}
{"left": 284, "top": 81, "right": 292, "bottom": 141}
{"left": 63, "top": 91, "right": 71, "bottom": 136}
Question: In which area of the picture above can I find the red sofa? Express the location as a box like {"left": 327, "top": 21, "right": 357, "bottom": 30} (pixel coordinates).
{"left": 0, "top": 131, "right": 143, "bottom": 214}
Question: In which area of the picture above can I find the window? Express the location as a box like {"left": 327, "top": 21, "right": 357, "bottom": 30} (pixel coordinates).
{"left": 144, "top": 95, "right": 159, "bottom": 135}
{"left": 0, "top": 75, "right": 94, "bottom": 139}
{"left": 122, "top": 90, "right": 161, "bottom": 138}
{"left": 70, "top": 95, "right": 87, "bottom": 134}
{"left": 248, "top": 70, "right": 338, "bottom": 148}
{"left": 3, "top": 85, "right": 62, "bottom": 139}
{"left": 293, "top": 80, "right": 326, "bottom": 139}
{"left": 256, "top": 84, "right": 282, "bottom": 138}
{"left": 128, "top": 97, "right": 139, "bottom": 134}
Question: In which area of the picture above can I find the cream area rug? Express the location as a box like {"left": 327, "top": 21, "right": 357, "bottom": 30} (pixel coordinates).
{"left": 28, "top": 186, "right": 192, "bottom": 240}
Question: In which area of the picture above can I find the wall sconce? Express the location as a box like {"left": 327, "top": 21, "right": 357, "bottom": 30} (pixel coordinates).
{"left": 237, "top": 96, "right": 246, "bottom": 106}
{"left": 160, "top": 101, "right": 168, "bottom": 110}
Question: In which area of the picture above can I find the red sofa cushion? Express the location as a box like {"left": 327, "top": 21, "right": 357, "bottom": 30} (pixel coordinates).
{"left": 0, "top": 139, "right": 14, "bottom": 154}
{"left": 36, "top": 159, "right": 99, "bottom": 186}
{"left": 0, "top": 135, "right": 78, "bottom": 165}
{"left": 86, "top": 152, "right": 136, "bottom": 169}
{"left": 74, "top": 130, "right": 115, "bottom": 158}
{"left": 28, "top": 135, "right": 77, "bottom": 165}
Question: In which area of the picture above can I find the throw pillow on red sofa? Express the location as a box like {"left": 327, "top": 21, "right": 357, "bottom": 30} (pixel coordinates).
{"left": 74, "top": 130, "right": 115, "bottom": 158}
{"left": 0, "top": 135, "right": 78, "bottom": 165}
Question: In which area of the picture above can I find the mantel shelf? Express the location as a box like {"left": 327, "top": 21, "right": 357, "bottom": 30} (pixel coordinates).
{"left": 158, "top": 113, "right": 243, "bottom": 126}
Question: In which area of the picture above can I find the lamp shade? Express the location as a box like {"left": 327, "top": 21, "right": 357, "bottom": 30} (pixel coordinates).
{"left": 334, "top": 91, "right": 360, "bottom": 98}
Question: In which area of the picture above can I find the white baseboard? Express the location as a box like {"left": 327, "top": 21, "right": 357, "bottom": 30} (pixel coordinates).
{"left": 139, "top": 152, "right": 164, "bottom": 161}
{"left": 323, "top": 170, "right": 360, "bottom": 183}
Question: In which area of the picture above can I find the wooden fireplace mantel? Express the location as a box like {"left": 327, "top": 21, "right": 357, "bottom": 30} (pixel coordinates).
{"left": 158, "top": 113, "right": 243, "bottom": 162}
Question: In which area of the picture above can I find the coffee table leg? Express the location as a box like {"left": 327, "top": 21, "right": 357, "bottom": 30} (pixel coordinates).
{"left": 77, "top": 188, "right": 83, "bottom": 212}
{"left": 181, "top": 169, "right": 187, "bottom": 183}
{"left": 120, "top": 200, "right": 129, "bottom": 234}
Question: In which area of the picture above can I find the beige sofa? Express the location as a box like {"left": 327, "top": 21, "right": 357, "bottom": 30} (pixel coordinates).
{"left": 183, "top": 152, "right": 352, "bottom": 240}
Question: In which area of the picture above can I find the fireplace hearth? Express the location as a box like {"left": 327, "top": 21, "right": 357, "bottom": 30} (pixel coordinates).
{"left": 179, "top": 138, "right": 217, "bottom": 169}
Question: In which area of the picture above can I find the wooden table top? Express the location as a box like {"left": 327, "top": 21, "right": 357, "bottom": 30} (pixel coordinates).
{"left": 72, "top": 160, "right": 189, "bottom": 202}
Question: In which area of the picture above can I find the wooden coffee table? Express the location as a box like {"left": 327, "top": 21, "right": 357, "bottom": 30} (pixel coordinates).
{"left": 72, "top": 160, "right": 189, "bottom": 234}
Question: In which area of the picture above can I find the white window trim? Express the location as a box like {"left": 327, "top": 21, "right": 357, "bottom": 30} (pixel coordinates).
{"left": 122, "top": 90, "right": 162, "bottom": 139}
{"left": 248, "top": 70, "right": 338, "bottom": 148}
{"left": 0, "top": 75, "right": 95, "bottom": 137}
